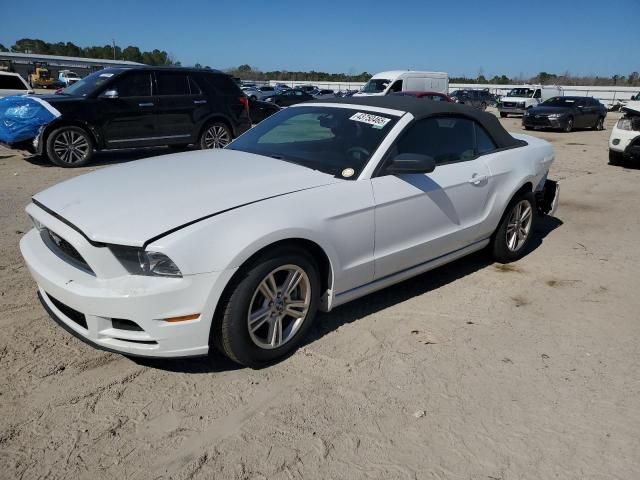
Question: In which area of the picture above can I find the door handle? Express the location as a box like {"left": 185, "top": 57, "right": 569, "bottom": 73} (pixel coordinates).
{"left": 468, "top": 174, "right": 488, "bottom": 185}
{"left": 138, "top": 102, "right": 154, "bottom": 107}
{"left": 193, "top": 100, "right": 207, "bottom": 105}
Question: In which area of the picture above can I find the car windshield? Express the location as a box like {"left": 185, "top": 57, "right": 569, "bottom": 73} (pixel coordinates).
{"left": 507, "top": 88, "right": 535, "bottom": 97}
{"left": 227, "top": 106, "right": 399, "bottom": 177}
{"left": 61, "top": 69, "right": 119, "bottom": 96}
{"left": 542, "top": 97, "right": 577, "bottom": 107}
{"left": 361, "top": 79, "right": 390, "bottom": 93}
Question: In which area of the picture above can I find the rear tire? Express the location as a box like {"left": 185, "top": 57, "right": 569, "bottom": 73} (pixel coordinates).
{"left": 198, "top": 121, "right": 232, "bottom": 149}
{"left": 491, "top": 191, "right": 536, "bottom": 263}
{"left": 213, "top": 247, "right": 321, "bottom": 367}
{"left": 481, "top": 102, "right": 487, "bottom": 110}
{"left": 45, "top": 126, "right": 94, "bottom": 167}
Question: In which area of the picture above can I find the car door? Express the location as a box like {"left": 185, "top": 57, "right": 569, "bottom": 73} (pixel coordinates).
{"left": 573, "top": 98, "right": 591, "bottom": 127}
{"left": 371, "top": 116, "right": 492, "bottom": 279}
{"left": 154, "top": 71, "right": 204, "bottom": 144}
{"left": 99, "top": 70, "right": 157, "bottom": 147}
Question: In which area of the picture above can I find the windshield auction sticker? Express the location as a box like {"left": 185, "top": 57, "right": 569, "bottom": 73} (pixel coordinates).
{"left": 350, "top": 112, "right": 390, "bottom": 129}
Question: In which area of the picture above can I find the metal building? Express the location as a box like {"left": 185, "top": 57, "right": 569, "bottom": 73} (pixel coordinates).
{"left": 0, "top": 51, "right": 143, "bottom": 83}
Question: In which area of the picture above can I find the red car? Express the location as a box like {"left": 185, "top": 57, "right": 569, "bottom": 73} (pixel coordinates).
{"left": 390, "top": 91, "right": 453, "bottom": 102}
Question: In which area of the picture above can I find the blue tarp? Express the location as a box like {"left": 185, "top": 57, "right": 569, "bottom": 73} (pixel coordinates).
{"left": 0, "top": 96, "right": 60, "bottom": 145}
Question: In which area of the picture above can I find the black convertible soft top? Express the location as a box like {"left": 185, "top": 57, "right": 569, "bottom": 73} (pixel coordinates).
{"left": 314, "top": 96, "right": 526, "bottom": 149}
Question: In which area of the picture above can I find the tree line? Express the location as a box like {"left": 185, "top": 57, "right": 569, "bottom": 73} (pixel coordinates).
{"left": 0, "top": 38, "right": 177, "bottom": 66}
{"left": 1, "top": 40, "right": 637, "bottom": 87}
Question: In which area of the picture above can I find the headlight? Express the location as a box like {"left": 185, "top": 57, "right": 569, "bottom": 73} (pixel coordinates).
{"left": 110, "top": 246, "right": 182, "bottom": 277}
{"left": 617, "top": 118, "right": 632, "bottom": 130}
{"left": 266, "top": 98, "right": 273, "bottom": 102}
{"left": 548, "top": 114, "right": 563, "bottom": 119}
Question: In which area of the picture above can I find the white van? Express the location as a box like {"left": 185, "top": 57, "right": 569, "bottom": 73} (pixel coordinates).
{"left": 499, "top": 85, "right": 563, "bottom": 117}
{"left": 355, "top": 70, "right": 449, "bottom": 96}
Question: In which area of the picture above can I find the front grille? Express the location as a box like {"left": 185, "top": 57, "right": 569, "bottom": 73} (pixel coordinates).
{"left": 503, "top": 102, "right": 517, "bottom": 108}
{"left": 527, "top": 116, "right": 551, "bottom": 126}
{"left": 47, "top": 293, "right": 88, "bottom": 329}
{"left": 41, "top": 228, "right": 94, "bottom": 274}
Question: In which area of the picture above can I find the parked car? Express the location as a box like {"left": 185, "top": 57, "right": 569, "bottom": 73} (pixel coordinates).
{"left": 20, "top": 96, "right": 558, "bottom": 366}
{"left": 355, "top": 70, "right": 449, "bottom": 96}
{"left": 0, "top": 71, "right": 34, "bottom": 98}
{"left": 522, "top": 96, "right": 607, "bottom": 132}
{"left": 298, "top": 85, "right": 317, "bottom": 94}
{"left": 264, "top": 89, "right": 314, "bottom": 107}
{"left": 313, "top": 89, "right": 336, "bottom": 99}
{"left": 249, "top": 97, "right": 280, "bottom": 124}
{"left": 58, "top": 70, "right": 81, "bottom": 87}
{"left": 499, "top": 86, "right": 563, "bottom": 117}
{"left": 608, "top": 101, "right": 640, "bottom": 165}
{"left": 7, "top": 66, "right": 251, "bottom": 167}
{"left": 449, "top": 89, "right": 495, "bottom": 109}
{"left": 390, "top": 91, "right": 453, "bottom": 102}
{"left": 242, "top": 86, "right": 270, "bottom": 101}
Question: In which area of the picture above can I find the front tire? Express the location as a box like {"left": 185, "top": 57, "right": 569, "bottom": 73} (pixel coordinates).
{"left": 480, "top": 101, "right": 487, "bottom": 110}
{"left": 45, "top": 126, "right": 94, "bottom": 167}
{"left": 213, "top": 247, "right": 321, "bottom": 367}
{"left": 563, "top": 117, "right": 574, "bottom": 133}
{"left": 594, "top": 116, "right": 605, "bottom": 130}
{"left": 608, "top": 149, "right": 624, "bottom": 166}
{"left": 491, "top": 191, "right": 536, "bottom": 263}
{"left": 199, "top": 121, "right": 232, "bottom": 149}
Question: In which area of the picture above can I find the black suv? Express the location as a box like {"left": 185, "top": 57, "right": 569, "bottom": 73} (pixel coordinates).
{"left": 449, "top": 89, "right": 496, "bottom": 110}
{"left": 35, "top": 67, "right": 251, "bottom": 167}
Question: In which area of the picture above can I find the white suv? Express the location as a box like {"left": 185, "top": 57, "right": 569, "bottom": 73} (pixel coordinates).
{"left": 609, "top": 102, "right": 640, "bottom": 165}
{"left": 0, "top": 71, "right": 34, "bottom": 98}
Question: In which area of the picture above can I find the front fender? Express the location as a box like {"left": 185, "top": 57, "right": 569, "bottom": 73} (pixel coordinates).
{"left": 148, "top": 181, "right": 376, "bottom": 296}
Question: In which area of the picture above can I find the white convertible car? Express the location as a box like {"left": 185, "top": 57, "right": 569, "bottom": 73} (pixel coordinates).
{"left": 20, "top": 97, "right": 558, "bottom": 366}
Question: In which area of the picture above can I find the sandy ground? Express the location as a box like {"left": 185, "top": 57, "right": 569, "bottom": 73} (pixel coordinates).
{"left": 1, "top": 111, "right": 639, "bottom": 480}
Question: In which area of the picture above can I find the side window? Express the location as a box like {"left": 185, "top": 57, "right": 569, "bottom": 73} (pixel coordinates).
{"left": 111, "top": 72, "right": 152, "bottom": 97}
{"left": 533, "top": 89, "right": 542, "bottom": 99}
{"left": 202, "top": 73, "right": 241, "bottom": 95}
{"left": 189, "top": 76, "right": 202, "bottom": 95}
{"left": 156, "top": 72, "right": 190, "bottom": 96}
{"left": 389, "top": 80, "right": 403, "bottom": 93}
{"left": 0, "top": 75, "right": 27, "bottom": 89}
{"left": 394, "top": 117, "right": 476, "bottom": 165}
{"left": 475, "top": 123, "right": 497, "bottom": 154}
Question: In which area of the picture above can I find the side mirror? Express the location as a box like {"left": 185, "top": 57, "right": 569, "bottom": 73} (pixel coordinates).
{"left": 386, "top": 153, "right": 436, "bottom": 175}
{"left": 100, "top": 89, "right": 118, "bottom": 99}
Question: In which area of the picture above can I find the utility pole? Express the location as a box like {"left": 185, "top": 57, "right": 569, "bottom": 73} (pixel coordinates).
{"left": 112, "top": 39, "right": 116, "bottom": 60}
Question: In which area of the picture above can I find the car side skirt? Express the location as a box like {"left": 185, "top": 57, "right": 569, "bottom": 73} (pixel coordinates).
{"left": 330, "top": 237, "right": 490, "bottom": 309}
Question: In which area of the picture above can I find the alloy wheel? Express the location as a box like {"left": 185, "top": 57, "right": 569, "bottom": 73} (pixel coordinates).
{"left": 202, "top": 125, "right": 231, "bottom": 149}
{"left": 53, "top": 130, "right": 90, "bottom": 164}
{"left": 505, "top": 200, "right": 533, "bottom": 252}
{"left": 247, "top": 265, "right": 311, "bottom": 350}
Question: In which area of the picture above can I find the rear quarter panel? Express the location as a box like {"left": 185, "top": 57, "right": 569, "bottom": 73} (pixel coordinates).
{"left": 481, "top": 134, "right": 554, "bottom": 233}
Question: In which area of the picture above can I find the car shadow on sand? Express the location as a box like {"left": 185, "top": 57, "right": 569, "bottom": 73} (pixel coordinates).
{"left": 23, "top": 146, "right": 189, "bottom": 168}
{"left": 133, "top": 215, "right": 563, "bottom": 374}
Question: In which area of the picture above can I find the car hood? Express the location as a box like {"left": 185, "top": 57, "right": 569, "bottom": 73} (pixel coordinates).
{"left": 33, "top": 149, "right": 339, "bottom": 247}
{"left": 527, "top": 106, "right": 572, "bottom": 115}
{"left": 501, "top": 97, "right": 531, "bottom": 103}
{"left": 622, "top": 101, "right": 640, "bottom": 115}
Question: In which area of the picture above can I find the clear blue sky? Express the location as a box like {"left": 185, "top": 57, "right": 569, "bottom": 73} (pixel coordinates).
{"left": 1, "top": 0, "right": 638, "bottom": 78}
